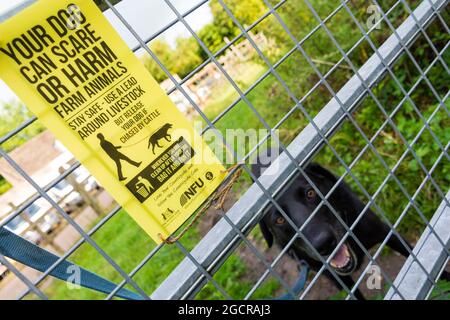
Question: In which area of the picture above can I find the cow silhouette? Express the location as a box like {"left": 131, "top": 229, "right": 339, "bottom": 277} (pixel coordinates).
{"left": 148, "top": 123, "right": 173, "bottom": 154}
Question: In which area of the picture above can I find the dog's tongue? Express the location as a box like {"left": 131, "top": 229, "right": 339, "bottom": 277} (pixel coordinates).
{"left": 331, "top": 244, "right": 349, "bottom": 267}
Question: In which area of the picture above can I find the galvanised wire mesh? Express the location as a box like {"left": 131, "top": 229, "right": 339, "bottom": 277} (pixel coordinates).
{"left": 0, "top": 0, "right": 449, "bottom": 300}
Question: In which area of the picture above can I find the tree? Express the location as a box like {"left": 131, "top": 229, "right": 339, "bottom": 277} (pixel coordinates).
{"left": 0, "top": 102, "right": 45, "bottom": 152}
{"left": 142, "top": 40, "right": 173, "bottom": 83}
{"left": 198, "top": 23, "right": 224, "bottom": 58}
{"left": 142, "top": 38, "right": 204, "bottom": 82}
{"left": 209, "top": 0, "right": 266, "bottom": 36}
{"left": 142, "top": 1, "right": 272, "bottom": 79}
{"left": 197, "top": 0, "right": 267, "bottom": 57}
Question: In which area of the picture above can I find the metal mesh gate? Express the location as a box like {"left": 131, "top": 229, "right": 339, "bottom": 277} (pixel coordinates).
{"left": 0, "top": 0, "right": 449, "bottom": 300}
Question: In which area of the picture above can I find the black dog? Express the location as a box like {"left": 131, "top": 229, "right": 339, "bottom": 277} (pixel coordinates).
{"left": 252, "top": 149, "right": 449, "bottom": 300}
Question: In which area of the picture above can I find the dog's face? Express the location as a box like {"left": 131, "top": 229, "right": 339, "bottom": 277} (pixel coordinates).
{"left": 257, "top": 162, "right": 358, "bottom": 276}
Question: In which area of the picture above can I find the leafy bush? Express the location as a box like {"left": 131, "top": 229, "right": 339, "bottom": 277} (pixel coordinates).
{"left": 201, "top": 0, "right": 449, "bottom": 235}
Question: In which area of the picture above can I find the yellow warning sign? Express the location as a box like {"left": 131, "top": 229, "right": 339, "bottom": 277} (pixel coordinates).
{"left": 0, "top": 0, "right": 225, "bottom": 243}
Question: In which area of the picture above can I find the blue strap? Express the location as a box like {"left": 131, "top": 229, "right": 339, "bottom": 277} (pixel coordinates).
{"left": 0, "top": 227, "right": 143, "bottom": 300}
{"left": 275, "top": 261, "right": 309, "bottom": 300}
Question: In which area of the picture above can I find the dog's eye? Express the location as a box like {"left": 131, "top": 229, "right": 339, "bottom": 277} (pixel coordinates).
{"left": 306, "top": 188, "right": 316, "bottom": 200}
{"left": 275, "top": 216, "right": 285, "bottom": 225}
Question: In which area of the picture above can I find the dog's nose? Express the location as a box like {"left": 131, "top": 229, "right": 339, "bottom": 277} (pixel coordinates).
{"left": 311, "top": 231, "right": 337, "bottom": 256}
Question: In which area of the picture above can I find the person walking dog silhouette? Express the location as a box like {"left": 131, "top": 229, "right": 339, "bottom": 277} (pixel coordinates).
{"left": 97, "top": 133, "right": 141, "bottom": 181}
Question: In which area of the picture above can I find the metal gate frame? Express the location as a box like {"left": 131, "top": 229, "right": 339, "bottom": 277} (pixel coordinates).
{"left": 151, "top": 0, "right": 450, "bottom": 300}
{"left": 0, "top": 0, "right": 448, "bottom": 300}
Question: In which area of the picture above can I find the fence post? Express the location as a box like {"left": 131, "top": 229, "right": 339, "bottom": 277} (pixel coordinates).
{"left": 61, "top": 168, "right": 104, "bottom": 217}
{"left": 224, "top": 36, "right": 244, "bottom": 61}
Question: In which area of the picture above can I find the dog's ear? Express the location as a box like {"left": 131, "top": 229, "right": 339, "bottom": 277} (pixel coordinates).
{"left": 306, "top": 163, "right": 338, "bottom": 183}
{"left": 259, "top": 220, "right": 273, "bottom": 248}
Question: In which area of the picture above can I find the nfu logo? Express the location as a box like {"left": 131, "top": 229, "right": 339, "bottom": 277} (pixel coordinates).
{"left": 180, "top": 178, "right": 205, "bottom": 206}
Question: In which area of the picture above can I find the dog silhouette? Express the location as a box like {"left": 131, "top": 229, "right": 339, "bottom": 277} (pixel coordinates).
{"left": 148, "top": 123, "right": 173, "bottom": 154}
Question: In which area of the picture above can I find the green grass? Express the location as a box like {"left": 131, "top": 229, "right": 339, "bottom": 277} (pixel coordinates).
{"left": 202, "top": 62, "right": 266, "bottom": 119}
{"left": 29, "top": 66, "right": 274, "bottom": 299}
{"left": 41, "top": 0, "right": 449, "bottom": 300}
{"left": 199, "top": 0, "right": 450, "bottom": 235}
{"left": 430, "top": 280, "right": 450, "bottom": 300}
{"left": 42, "top": 210, "right": 278, "bottom": 300}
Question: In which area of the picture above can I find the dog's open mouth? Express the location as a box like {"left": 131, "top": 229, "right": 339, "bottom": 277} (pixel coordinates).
{"left": 329, "top": 243, "right": 357, "bottom": 275}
